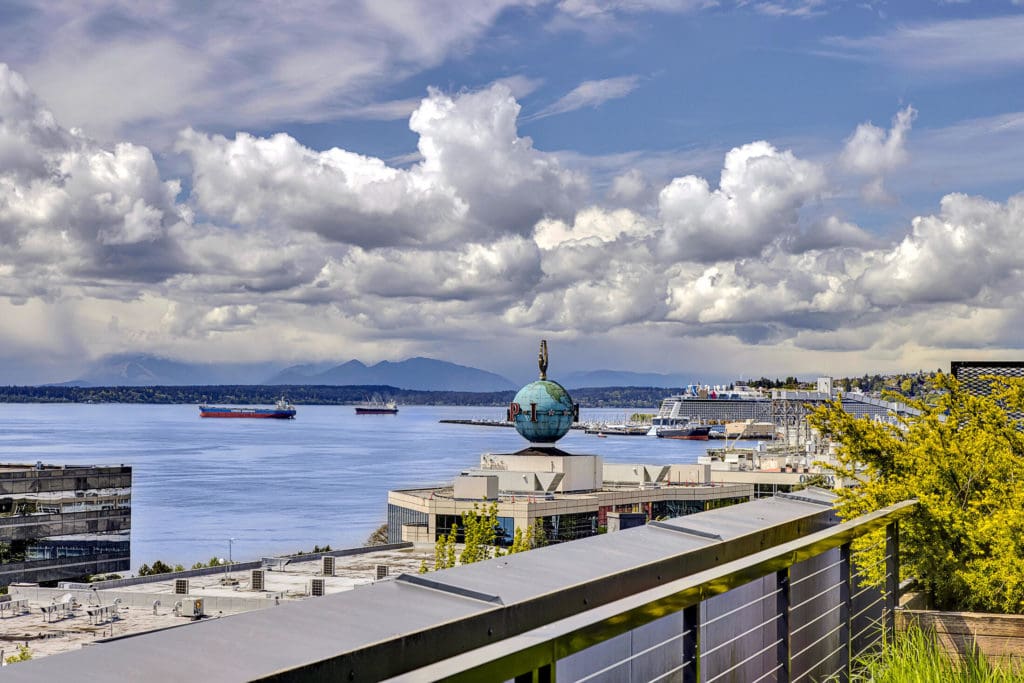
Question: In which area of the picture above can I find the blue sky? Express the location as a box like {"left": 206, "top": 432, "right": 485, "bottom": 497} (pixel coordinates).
{"left": 0, "top": 0, "right": 1023, "bottom": 383}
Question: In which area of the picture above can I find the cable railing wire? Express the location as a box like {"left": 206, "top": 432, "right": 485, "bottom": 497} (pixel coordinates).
{"left": 790, "top": 619, "right": 847, "bottom": 662}
{"left": 789, "top": 599, "right": 843, "bottom": 637}
{"left": 704, "top": 638, "right": 785, "bottom": 683}
{"left": 702, "top": 588, "right": 782, "bottom": 627}
{"left": 575, "top": 628, "right": 690, "bottom": 683}
{"left": 792, "top": 641, "right": 846, "bottom": 683}
{"left": 786, "top": 557, "right": 843, "bottom": 589}
{"left": 700, "top": 612, "right": 783, "bottom": 659}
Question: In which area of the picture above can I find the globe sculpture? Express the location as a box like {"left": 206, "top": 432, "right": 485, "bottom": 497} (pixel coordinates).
{"left": 508, "top": 340, "right": 578, "bottom": 443}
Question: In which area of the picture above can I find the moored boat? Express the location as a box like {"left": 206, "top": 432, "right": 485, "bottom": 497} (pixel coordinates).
{"left": 655, "top": 424, "right": 712, "bottom": 440}
{"left": 199, "top": 397, "right": 296, "bottom": 419}
{"left": 355, "top": 399, "right": 398, "bottom": 415}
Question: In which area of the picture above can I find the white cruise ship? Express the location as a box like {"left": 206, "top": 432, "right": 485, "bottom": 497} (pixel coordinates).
{"left": 652, "top": 384, "right": 771, "bottom": 425}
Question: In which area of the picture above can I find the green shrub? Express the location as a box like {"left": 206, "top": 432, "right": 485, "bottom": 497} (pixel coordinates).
{"left": 4, "top": 645, "right": 31, "bottom": 664}
{"left": 811, "top": 374, "right": 1024, "bottom": 613}
{"left": 137, "top": 560, "right": 174, "bottom": 576}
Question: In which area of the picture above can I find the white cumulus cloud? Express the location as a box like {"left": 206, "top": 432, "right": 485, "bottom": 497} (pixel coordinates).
{"left": 841, "top": 106, "right": 916, "bottom": 201}
{"left": 655, "top": 141, "right": 826, "bottom": 262}
{"left": 180, "top": 84, "right": 585, "bottom": 249}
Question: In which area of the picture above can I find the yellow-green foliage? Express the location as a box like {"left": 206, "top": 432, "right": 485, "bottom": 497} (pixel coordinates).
{"left": 811, "top": 373, "right": 1024, "bottom": 614}
{"left": 4, "top": 645, "right": 31, "bottom": 664}
{"left": 507, "top": 519, "right": 546, "bottom": 554}
{"left": 433, "top": 521, "right": 459, "bottom": 571}
{"left": 458, "top": 503, "right": 499, "bottom": 565}
{"left": 428, "top": 505, "right": 547, "bottom": 572}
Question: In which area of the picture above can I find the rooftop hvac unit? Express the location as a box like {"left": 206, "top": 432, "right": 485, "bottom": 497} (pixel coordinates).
{"left": 181, "top": 597, "right": 204, "bottom": 619}
{"left": 251, "top": 569, "right": 265, "bottom": 592}
{"left": 174, "top": 579, "right": 189, "bottom": 595}
{"left": 310, "top": 578, "right": 325, "bottom": 597}
{"left": 375, "top": 565, "right": 389, "bottom": 580}
{"left": 322, "top": 555, "right": 336, "bottom": 577}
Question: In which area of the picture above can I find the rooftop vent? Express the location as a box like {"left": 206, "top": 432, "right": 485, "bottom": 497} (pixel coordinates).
{"left": 251, "top": 569, "right": 265, "bottom": 592}
{"left": 310, "top": 578, "right": 325, "bottom": 597}
{"left": 375, "top": 565, "right": 389, "bottom": 580}
{"left": 173, "top": 579, "right": 189, "bottom": 595}
{"left": 322, "top": 556, "right": 335, "bottom": 577}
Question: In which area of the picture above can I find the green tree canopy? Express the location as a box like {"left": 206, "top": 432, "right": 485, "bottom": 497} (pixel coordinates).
{"left": 810, "top": 373, "right": 1024, "bottom": 613}
{"left": 423, "top": 504, "right": 547, "bottom": 573}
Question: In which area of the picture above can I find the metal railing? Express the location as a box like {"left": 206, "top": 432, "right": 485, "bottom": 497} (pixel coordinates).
{"left": 357, "top": 499, "right": 915, "bottom": 683}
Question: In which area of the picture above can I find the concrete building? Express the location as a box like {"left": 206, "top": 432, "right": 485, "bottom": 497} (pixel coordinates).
{"left": 388, "top": 456, "right": 752, "bottom": 545}
{"left": 952, "top": 360, "right": 1024, "bottom": 397}
{"left": 0, "top": 463, "right": 131, "bottom": 585}
{"left": 388, "top": 343, "right": 752, "bottom": 546}
{"left": 772, "top": 382, "right": 919, "bottom": 447}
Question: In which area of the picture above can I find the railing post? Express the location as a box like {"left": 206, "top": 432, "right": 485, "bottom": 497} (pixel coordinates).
{"left": 514, "top": 663, "right": 553, "bottom": 683}
{"left": 682, "top": 603, "right": 699, "bottom": 683}
{"left": 839, "top": 542, "right": 851, "bottom": 682}
{"left": 776, "top": 568, "right": 790, "bottom": 683}
{"left": 885, "top": 521, "right": 899, "bottom": 644}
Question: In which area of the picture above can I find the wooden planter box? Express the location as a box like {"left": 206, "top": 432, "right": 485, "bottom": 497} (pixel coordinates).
{"left": 897, "top": 608, "right": 1024, "bottom": 669}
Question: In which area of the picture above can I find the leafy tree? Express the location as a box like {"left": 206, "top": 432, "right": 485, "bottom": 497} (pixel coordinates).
{"left": 139, "top": 560, "right": 174, "bottom": 576}
{"left": 810, "top": 373, "right": 1024, "bottom": 613}
{"left": 365, "top": 524, "right": 389, "bottom": 546}
{"left": 432, "top": 522, "right": 459, "bottom": 571}
{"left": 427, "top": 507, "right": 547, "bottom": 572}
{"left": 458, "top": 503, "right": 499, "bottom": 565}
{"left": 506, "top": 519, "right": 547, "bottom": 554}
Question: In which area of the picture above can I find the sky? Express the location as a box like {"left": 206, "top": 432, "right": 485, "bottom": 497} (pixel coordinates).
{"left": 1, "top": 0, "right": 1024, "bottom": 384}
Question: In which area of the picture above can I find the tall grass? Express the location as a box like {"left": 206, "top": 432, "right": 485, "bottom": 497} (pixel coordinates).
{"left": 848, "top": 625, "right": 1019, "bottom": 682}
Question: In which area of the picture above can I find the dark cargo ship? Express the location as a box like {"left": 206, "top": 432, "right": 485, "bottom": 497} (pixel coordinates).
{"left": 354, "top": 399, "right": 398, "bottom": 415}
{"left": 199, "top": 398, "right": 296, "bottom": 419}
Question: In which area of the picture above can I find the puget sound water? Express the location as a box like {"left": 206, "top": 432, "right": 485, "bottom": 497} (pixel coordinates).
{"left": 0, "top": 403, "right": 755, "bottom": 570}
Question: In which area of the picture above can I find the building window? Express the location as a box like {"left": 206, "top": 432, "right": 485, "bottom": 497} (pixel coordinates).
{"left": 652, "top": 500, "right": 706, "bottom": 519}
{"left": 387, "top": 504, "right": 428, "bottom": 544}
{"left": 541, "top": 512, "right": 599, "bottom": 543}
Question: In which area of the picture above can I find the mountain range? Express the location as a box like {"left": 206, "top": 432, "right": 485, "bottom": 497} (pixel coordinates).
{"left": 67, "top": 354, "right": 516, "bottom": 392}
{"left": 63, "top": 354, "right": 707, "bottom": 391}
{"left": 266, "top": 358, "right": 516, "bottom": 392}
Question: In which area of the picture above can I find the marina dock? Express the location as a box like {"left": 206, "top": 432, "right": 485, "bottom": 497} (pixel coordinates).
{"left": 440, "top": 419, "right": 586, "bottom": 429}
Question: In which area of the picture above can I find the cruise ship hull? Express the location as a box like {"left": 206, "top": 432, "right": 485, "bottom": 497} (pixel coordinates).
{"left": 656, "top": 426, "right": 711, "bottom": 440}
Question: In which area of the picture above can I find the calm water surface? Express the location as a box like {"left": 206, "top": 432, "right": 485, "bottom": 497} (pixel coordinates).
{"left": 0, "top": 404, "right": 752, "bottom": 569}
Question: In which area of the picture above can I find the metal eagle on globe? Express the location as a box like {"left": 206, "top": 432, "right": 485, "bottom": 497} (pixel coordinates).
{"left": 506, "top": 340, "right": 580, "bottom": 443}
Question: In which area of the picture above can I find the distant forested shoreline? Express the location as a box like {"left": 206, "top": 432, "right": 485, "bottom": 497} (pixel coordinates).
{"left": 0, "top": 385, "right": 677, "bottom": 408}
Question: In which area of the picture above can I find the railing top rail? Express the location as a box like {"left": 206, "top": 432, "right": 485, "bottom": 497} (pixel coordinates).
{"left": 385, "top": 497, "right": 921, "bottom": 683}
{"left": 246, "top": 500, "right": 913, "bottom": 682}
{"left": 385, "top": 499, "right": 915, "bottom": 682}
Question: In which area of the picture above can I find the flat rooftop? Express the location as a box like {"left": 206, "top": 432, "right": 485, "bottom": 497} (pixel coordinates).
{"left": 3, "top": 545, "right": 435, "bottom": 662}
{"left": 114, "top": 547, "right": 431, "bottom": 600}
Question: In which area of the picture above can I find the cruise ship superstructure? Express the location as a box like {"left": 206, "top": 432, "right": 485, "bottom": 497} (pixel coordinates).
{"left": 653, "top": 384, "right": 772, "bottom": 425}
